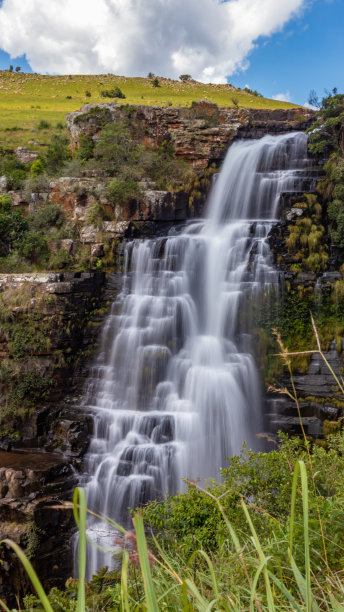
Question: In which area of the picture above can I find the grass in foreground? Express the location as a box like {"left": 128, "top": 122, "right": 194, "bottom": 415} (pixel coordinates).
{"left": 0, "top": 71, "right": 298, "bottom": 152}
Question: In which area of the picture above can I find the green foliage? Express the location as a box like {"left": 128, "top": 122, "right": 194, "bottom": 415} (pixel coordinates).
{"left": 179, "top": 74, "right": 192, "bottom": 82}
{"left": 0, "top": 148, "right": 28, "bottom": 189}
{"left": 30, "top": 202, "right": 65, "bottom": 231}
{"left": 152, "top": 78, "right": 160, "bottom": 88}
{"left": 91, "top": 122, "right": 138, "bottom": 176}
{"left": 285, "top": 194, "right": 328, "bottom": 272}
{"left": 37, "top": 119, "right": 51, "bottom": 130}
{"left": 11, "top": 440, "right": 344, "bottom": 610}
{"left": 244, "top": 86, "right": 263, "bottom": 97}
{"left": 77, "top": 134, "right": 94, "bottom": 162}
{"left": 44, "top": 135, "right": 71, "bottom": 175}
{"left": 30, "top": 158, "right": 45, "bottom": 177}
{"left": 308, "top": 91, "right": 344, "bottom": 156}
{"left": 100, "top": 87, "right": 126, "bottom": 99}
{"left": 107, "top": 177, "right": 141, "bottom": 205}
{"left": 0, "top": 197, "right": 28, "bottom": 256}
{"left": 16, "top": 230, "right": 49, "bottom": 264}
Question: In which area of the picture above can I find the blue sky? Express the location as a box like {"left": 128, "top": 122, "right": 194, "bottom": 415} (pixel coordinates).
{"left": 230, "top": 0, "right": 344, "bottom": 105}
{"left": 0, "top": 0, "right": 342, "bottom": 106}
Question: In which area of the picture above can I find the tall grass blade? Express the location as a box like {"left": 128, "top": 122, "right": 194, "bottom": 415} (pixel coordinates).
{"left": 289, "top": 461, "right": 314, "bottom": 611}
{"left": 241, "top": 500, "right": 275, "bottom": 612}
{"left": 329, "top": 595, "right": 344, "bottom": 611}
{"left": 184, "top": 578, "right": 208, "bottom": 608}
{"left": 250, "top": 556, "right": 272, "bottom": 612}
{"left": 0, "top": 600, "right": 11, "bottom": 612}
{"left": 267, "top": 571, "right": 303, "bottom": 612}
{"left": 134, "top": 513, "right": 159, "bottom": 612}
{"left": 121, "top": 549, "right": 130, "bottom": 612}
{"left": 0, "top": 539, "right": 53, "bottom": 612}
{"left": 189, "top": 550, "right": 219, "bottom": 601}
{"left": 73, "top": 487, "right": 87, "bottom": 612}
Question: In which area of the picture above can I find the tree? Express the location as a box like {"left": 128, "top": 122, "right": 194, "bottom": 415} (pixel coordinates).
{"left": 147, "top": 72, "right": 155, "bottom": 79}
{"left": 9, "top": 65, "right": 13, "bottom": 72}
{"left": 152, "top": 78, "right": 160, "bottom": 88}
{"left": 308, "top": 89, "right": 320, "bottom": 109}
{"left": 179, "top": 74, "right": 192, "bottom": 82}
{"left": 15, "top": 66, "right": 21, "bottom": 72}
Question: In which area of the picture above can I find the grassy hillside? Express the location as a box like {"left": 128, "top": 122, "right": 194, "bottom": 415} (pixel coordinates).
{"left": 0, "top": 71, "right": 298, "bottom": 152}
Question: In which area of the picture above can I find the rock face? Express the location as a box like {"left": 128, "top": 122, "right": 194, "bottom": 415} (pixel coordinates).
{"left": 67, "top": 102, "right": 314, "bottom": 171}
{"left": 265, "top": 341, "right": 344, "bottom": 438}
{"left": 0, "top": 271, "right": 105, "bottom": 450}
{"left": 0, "top": 451, "right": 75, "bottom": 607}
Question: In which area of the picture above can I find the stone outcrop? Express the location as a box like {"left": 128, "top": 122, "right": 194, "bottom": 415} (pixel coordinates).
{"left": 67, "top": 102, "right": 314, "bottom": 171}
{"left": 0, "top": 271, "right": 105, "bottom": 450}
{"left": 0, "top": 450, "right": 75, "bottom": 607}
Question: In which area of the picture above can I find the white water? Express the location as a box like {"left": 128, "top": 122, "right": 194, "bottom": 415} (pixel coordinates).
{"left": 80, "top": 131, "right": 311, "bottom": 575}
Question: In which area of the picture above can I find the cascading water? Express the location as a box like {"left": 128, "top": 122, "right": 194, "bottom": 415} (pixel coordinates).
{"left": 80, "top": 131, "right": 313, "bottom": 576}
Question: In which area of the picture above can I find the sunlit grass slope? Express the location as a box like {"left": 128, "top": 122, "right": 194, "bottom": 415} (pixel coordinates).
{"left": 0, "top": 71, "right": 298, "bottom": 152}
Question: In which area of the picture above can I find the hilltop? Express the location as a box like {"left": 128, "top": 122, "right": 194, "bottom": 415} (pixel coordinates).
{"left": 0, "top": 71, "right": 298, "bottom": 152}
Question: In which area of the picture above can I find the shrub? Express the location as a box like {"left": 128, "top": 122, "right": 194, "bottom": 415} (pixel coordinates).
{"left": 91, "top": 122, "right": 137, "bottom": 176}
{"left": 152, "top": 78, "right": 160, "bottom": 88}
{"left": 44, "top": 134, "right": 71, "bottom": 174}
{"left": 37, "top": 119, "right": 51, "bottom": 130}
{"left": 30, "top": 158, "right": 45, "bottom": 177}
{"left": 0, "top": 150, "right": 28, "bottom": 189}
{"left": 30, "top": 202, "right": 65, "bottom": 230}
{"left": 77, "top": 134, "right": 95, "bottom": 162}
{"left": 85, "top": 90, "right": 91, "bottom": 97}
{"left": 107, "top": 177, "right": 141, "bottom": 205}
{"left": 16, "top": 230, "right": 49, "bottom": 263}
{"left": 0, "top": 199, "right": 28, "bottom": 256}
{"left": 100, "top": 87, "right": 125, "bottom": 99}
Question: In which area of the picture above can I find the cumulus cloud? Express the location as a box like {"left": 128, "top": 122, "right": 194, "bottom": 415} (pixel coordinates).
{"left": 303, "top": 101, "right": 318, "bottom": 110}
{"left": 272, "top": 91, "right": 292, "bottom": 102}
{"left": 0, "top": 0, "right": 306, "bottom": 82}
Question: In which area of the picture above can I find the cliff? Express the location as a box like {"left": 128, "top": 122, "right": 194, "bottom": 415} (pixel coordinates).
{"left": 67, "top": 102, "right": 313, "bottom": 170}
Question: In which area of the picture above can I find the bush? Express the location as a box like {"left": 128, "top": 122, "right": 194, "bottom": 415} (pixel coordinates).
{"left": 152, "top": 78, "right": 160, "bottom": 88}
{"left": 37, "top": 119, "right": 51, "bottom": 130}
{"left": 0, "top": 149, "right": 28, "bottom": 189}
{"left": 30, "top": 202, "right": 65, "bottom": 230}
{"left": 179, "top": 74, "right": 192, "bottom": 82}
{"left": 91, "top": 122, "right": 137, "bottom": 176}
{"left": 0, "top": 197, "right": 28, "bottom": 256}
{"left": 44, "top": 135, "right": 71, "bottom": 174}
{"left": 100, "top": 87, "right": 125, "bottom": 99}
{"left": 16, "top": 230, "right": 49, "bottom": 263}
{"left": 29, "top": 158, "right": 45, "bottom": 177}
{"left": 107, "top": 177, "right": 141, "bottom": 205}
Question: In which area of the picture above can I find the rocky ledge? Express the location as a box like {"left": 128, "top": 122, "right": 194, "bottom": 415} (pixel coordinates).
{"left": 67, "top": 102, "right": 314, "bottom": 171}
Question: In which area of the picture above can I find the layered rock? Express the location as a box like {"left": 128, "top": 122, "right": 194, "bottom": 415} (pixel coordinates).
{"left": 0, "top": 450, "right": 75, "bottom": 607}
{"left": 67, "top": 102, "right": 314, "bottom": 171}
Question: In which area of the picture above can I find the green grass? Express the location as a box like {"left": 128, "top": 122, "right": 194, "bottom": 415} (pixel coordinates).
{"left": 0, "top": 71, "right": 298, "bottom": 152}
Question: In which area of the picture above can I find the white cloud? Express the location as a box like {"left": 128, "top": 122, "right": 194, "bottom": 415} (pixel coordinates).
{"left": 272, "top": 91, "right": 292, "bottom": 102}
{"left": 0, "top": 0, "right": 306, "bottom": 82}
{"left": 303, "top": 101, "right": 318, "bottom": 110}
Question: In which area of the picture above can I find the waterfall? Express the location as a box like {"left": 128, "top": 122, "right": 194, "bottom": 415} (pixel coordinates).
{"left": 79, "top": 131, "right": 311, "bottom": 576}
